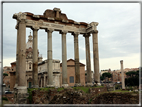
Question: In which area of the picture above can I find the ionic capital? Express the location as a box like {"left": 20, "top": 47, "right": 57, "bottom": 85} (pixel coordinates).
{"left": 60, "top": 30, "right": 68, "bottom": 34}
{"left": 90, "top": 22, "right": 99, "bottom": 26}
{"left": 92, "top": 30, "right": 98, "bottom": 34}
{"left": 45, "top": 28, "right": 54, "bottom": 33}
{"left": 32, "top": 26, "right": 39, "bottom": 30}
{"left": 83, "top": 33, "right": 90, "bottom": 38}
{"left": 72, "top": 32, "right": 80, "bottom": 36}
{"left": 14, "top": 12, "right": 27, "bottom": 22}
{"left": 120, "top": 60, "right": 123, "bottom": 64}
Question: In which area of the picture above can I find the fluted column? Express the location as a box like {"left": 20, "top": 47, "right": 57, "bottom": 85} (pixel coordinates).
{"left": 72, "top": 32, "right": 80, "bottom": 86}
{"left": 17, "top": 19, "right": 27, "bottom": 93}
{"left": 60, "top": 30, "right": 68, "bottom": 87}
{"left": 120, "top": 60, "right": 125, "bottom": 89}
{"left": 92, "top": 30, "right": 100, "bottom": 83}
{"left": 32, "top": 28, "right": 39, "bottom": 88}
{"left": 83, "top": 33, "right": 92, "bottom": 85}
{"left": 46, "top": 28, "right": 54, "bottom": 87}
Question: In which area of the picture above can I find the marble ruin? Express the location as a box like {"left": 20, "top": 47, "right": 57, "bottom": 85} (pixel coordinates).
{"left": 13, "top": 8, "right": 100, "bottom": 103}
{"left": 120, "top": 60, "right": 125, "bottom": 89}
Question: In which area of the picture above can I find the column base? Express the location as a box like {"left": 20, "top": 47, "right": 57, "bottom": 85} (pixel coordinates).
{"left": 14, "top": 92, "right": 29, "bottom": 104}
{"left": 97, "top": 83, "right": 101, "bottom": 86}
{"left": 62, "top": 84, "right": 68, "bottom": 88}
{"left": 31, "top": 85, "right": 39, "bottom": 88}
{"left": 74, "top": 83, "right": 81, "bottom": 87}
{"left": 14, "top": 83, "right": 18, "bottom": 89}
{"left": 47, "top": 85, "right": 54, "bottom": 88}
{"left": 86, "top": 83, "right": 93, "bottom": 87}
{"left": 17, "top": 86, "right": 27, "bottom": 93}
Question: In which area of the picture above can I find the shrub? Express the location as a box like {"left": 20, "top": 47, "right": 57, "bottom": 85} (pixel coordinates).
{"left": 2, "top": 97, "right": 8, "bottom": 101}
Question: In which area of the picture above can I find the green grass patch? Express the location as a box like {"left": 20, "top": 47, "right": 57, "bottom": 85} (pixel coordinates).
{"left": 57, "top": 87, "right": 64, "bottom": 92}
{"left": 93, "top": 86, "right": 104, "bottom": 88}
{"left": 73, "top": 86, "right": 90, "bottom": 93}
{"left": 110, "top": 89, "right": 132, "bottom": 93}
{"left": 27, "top": 88, "right": 38, "bottom": 104}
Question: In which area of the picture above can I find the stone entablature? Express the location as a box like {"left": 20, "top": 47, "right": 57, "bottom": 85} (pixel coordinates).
{"left": 13, "top": 9, "right": 98, "bottom": 34}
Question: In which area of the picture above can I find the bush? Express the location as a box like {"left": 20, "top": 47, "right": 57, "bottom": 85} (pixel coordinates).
{"left": 2, "top": 97, "right": 8, "bottom": 101}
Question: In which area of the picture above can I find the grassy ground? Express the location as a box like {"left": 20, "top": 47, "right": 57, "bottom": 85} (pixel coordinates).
{"left": 2, "top": 100, "right": 12, "bottom": 104}
{"left": 110, "top": 89, "right": 133, "bottom": 93}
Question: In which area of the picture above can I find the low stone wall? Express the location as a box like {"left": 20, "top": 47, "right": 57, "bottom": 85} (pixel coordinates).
{"left": 31, "top": 87, "right": 108, "bottom": 104}
{"left": 89, "top": 87, "right": 107, "bottom": 95}
{"left": 91, "top": 92, "right": 139, "bottom": 104}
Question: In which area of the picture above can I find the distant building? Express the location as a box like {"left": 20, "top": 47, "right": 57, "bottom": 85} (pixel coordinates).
{"left": 101, "top": 68, "right": 139, "bottom": 83}
{"left": 3, "top": 66, "right": 11, "bottom": 90}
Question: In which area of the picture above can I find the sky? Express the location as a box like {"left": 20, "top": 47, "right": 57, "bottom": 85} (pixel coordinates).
{"left": 2, "top": 2, "right": 141, "bottom": 72}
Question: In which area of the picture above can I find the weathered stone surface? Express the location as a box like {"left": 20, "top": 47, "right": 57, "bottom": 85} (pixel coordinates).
{"left": 91, "top": 93, "right": 139, "bottom": 104}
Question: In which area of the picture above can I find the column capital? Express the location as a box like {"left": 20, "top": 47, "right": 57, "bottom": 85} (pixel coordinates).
{"left": 72, "top": 32, "right": 80, "bottom": 36}
{"left": 120, "top": 60, "right": 123, "bottom": 64}
{"left": 83, "top": 33, "right": 90, "bottom": 38}
{"left": 45, "top": 28, "right": 54, "bottom": 33}
{"left": 60, "top": 30, "right": 68, "bottom": 34}
{"left": 32, "top": 26, "right": 39, "bottom": 30}
{"left": 92, "top": 30, "right": 98, "bottom": 34}
{"left": 14, "top": 12, "right": 27, "bottom": 22}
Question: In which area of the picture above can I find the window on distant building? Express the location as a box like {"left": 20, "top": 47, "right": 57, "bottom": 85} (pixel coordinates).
{"left": 29, "top": 63, "right": 31, "bottom": 69}
{"left": 70, "top": 76, "right": 74, "bottom": 83}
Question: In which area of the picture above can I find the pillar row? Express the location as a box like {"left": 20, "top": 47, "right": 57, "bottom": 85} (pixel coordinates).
{"left": 46, "top": 28, "right": 54, "bottom": 86}
{"left": 84, "top": 33, "right": 92, "bottom": 84}
{"left": 92, "top": 30, "right": 100, "bottom": 83}
{"left": 32, "top": 28, "right": 39, "bottom": 88}
{"left": 72, "top": 32, "right": 80, "bottom": 86}
{"left": 60, "top": 30, "right": 68, "bottom": 87}
{"left": 17, "top": 19, "right": 27, "bottom": 93}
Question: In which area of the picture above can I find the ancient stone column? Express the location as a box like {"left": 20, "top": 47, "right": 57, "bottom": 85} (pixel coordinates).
{"left": 44, "top": 75, "right": 45, "bottom": 87}
{"left": 32, "top": 28, "right": 39, "bottom": 88}
{"left": 120, "top": 60, "right": 125, "bottom": 89}
{"left": 46, "top": 28, "right": 54, "bottom": 87}
{"left": 92, "top": 30, "right": 100, "bottom": 84}
{"left": 72, "top": 32, "right": 80, "bottom": 86}
{"left": 17, "top": 19, "right": 27, "bottom": 93}
{"left": 60, "top": 30, "right": 68, "bottom": 87}
{"left": 14, "top": 24, "right": 19, "bottom": 89}
{"left": 41, "top": 78, "right": 42, "bottom": 87}
{"left": 83, "top": 33, "right": 92, "bottom": 86}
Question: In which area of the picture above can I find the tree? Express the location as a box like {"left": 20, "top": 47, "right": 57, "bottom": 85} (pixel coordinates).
{"left": 102, "top": 72, "right": 112, "bottom": 82}
{"left": 125, "top": 70, "right": 139, "bottom": 86}
{"left": 102, "top": 72, "right": 112, "bottom": 78}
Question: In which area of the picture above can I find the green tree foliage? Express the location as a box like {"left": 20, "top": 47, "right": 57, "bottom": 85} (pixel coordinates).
{"left": 102, "top": 72, "right": 112, "bottom": 78}
{"left": 125, "top": 70, "right": 139, "bottom": 86}
{"left": 3, "top": 73, "right": 8, "bottom": 76}
{"left": 100, "top": 76, "right": 104, "bottom": 81}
